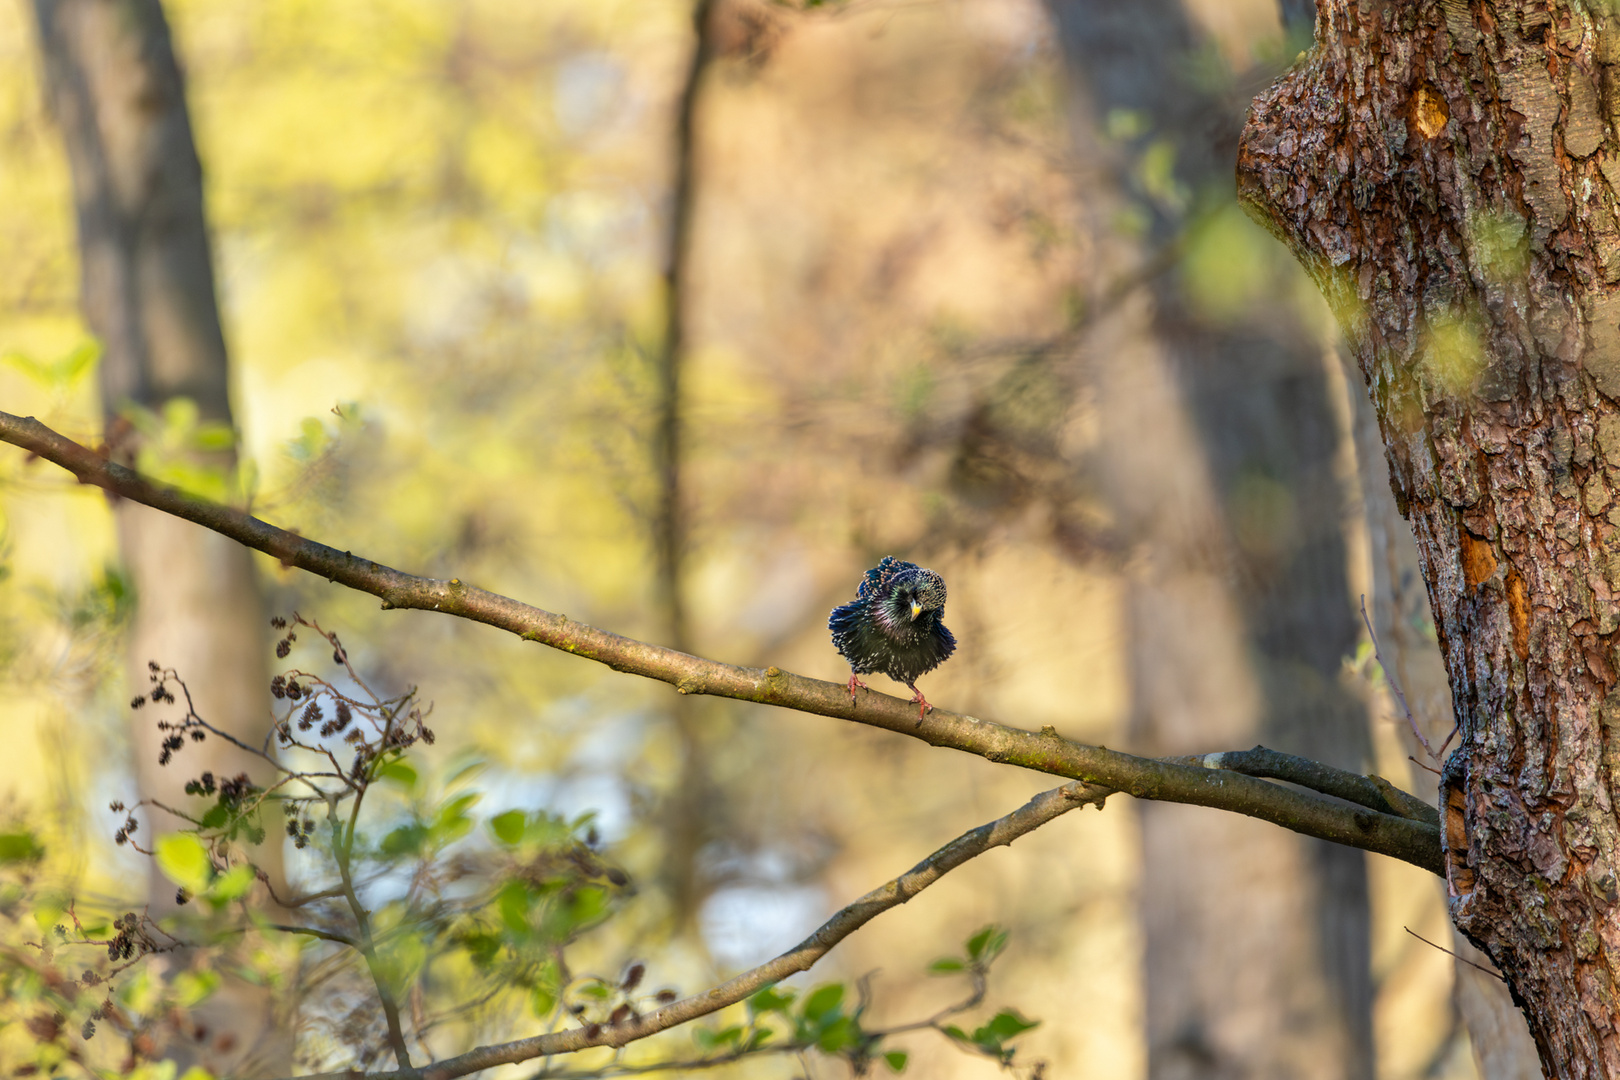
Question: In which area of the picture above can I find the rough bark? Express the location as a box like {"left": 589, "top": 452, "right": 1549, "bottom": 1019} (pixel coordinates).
{"left": 1239, "top": 1, "right": 1620, "bottom": 1075}
{"left": 1341, "top": 331, "right": 1544, "bottom": 1076}
{"left": 30, "top": 0, "right": 285, "bottom": 1072}
{"left": 1047, "top": 1, "right": 1375, "bottom": 1075}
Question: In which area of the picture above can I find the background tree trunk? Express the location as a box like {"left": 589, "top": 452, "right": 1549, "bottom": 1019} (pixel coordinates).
{"left": 1047, "top": 1, "right": 1376, "bottom": 1075}
{"left": 30, "top": 0, "right": 287, "bottom": 1073}
{"left": 1240, "top": 1, "right": 1620, "bottom": 1075}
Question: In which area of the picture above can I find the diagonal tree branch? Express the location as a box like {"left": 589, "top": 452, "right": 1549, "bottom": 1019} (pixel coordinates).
{"left": 0, "top": 410, "right": 1442, "bottom": 875}
{"left": 278, "top": 779, "right": 1110, "bottom": 1080}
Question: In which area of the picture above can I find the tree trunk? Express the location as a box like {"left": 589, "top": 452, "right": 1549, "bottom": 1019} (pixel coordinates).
{"left": 1342, "top": 332, "right": 1544, "bottom": 1076}
{"left": 31, "top": 0, "right": 287, "bottom": 1073}
{"left": 1239, "top": 1, "right": 1620, "bottom": 1075}
{"left": 1047, "top": 1, "right": 1375, "bottom": 1076}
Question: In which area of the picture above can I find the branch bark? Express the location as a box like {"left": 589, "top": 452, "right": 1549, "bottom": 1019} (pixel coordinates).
{"left": 0, "top": 411, "right": 1442, "bottom": 873}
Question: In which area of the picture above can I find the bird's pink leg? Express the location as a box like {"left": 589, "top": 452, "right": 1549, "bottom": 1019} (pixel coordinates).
{"left": 846, "top": 673, "right": 869, "bottom": 704}
{"left": 908, "top": 683, "right": 932, "bottom": 724}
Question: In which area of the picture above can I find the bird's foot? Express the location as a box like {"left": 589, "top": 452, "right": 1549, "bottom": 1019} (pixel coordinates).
{"left": 909, "top": 685, "right": 933, "bottom": 724}
{"left": 846, "top": 673, "right": 869, "bottom": 705}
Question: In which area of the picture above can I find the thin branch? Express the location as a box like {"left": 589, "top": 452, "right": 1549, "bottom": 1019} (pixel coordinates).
{"left": 266, "top": 923, "right": 358, "bottom": 947}
{"left": 275, "top": 779, "right": 1108, "bottom": 1080}
{"left": 330, "top": 797, "right": 413, "bottom": 1069}
{"left": 1174, "top": 745, "right": 1439, "bottom": 826}
{"left": 1403, "top": 927, "right": 1505, "bottom": 982}
{"left": 1359, "top": 594, "right": 1458, "bottom": 763}
{"left": 0, "top": 411, "right": 1442, "bottom": 875}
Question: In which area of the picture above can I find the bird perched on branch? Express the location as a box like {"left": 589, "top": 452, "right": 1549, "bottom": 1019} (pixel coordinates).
{"left": 829, "top": 556, "right": 956, "bottom": 722}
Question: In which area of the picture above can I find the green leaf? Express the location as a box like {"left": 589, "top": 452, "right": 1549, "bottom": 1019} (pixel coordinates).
{"left": 691, "top": 1025, "right": 742, "bottom": 1051}
{"left": 884, "top": 1050, "right": 909, "bottom": 1073}
{"left": 174, "top": 969, "right": 221, "bottom": 1008}
{"left": 177, "top": 1068, "right": 217, "bottom": 1080}
{"left": 530, "top": 984, "right": 557, "bottom": 1017}
{"left": 207, "top": 864, "right": 257, "bottom": 905}
{"left": 200, "top": 803, "right": 229, "bottom": 830}
{"left": 942, "top": 1024, "right": 969, "bottom": 1043}
{"left": 801, "top": 983, "right": 844, "bottom": 1023}
{"left": 155, "top": 833, "right": 214, "bottom": 894}
{"left": 748, "top": 985, "right": 796, "bottom": 1017}
{"left": 460, "top": 931, "right": 500, "bottom": 968}
{"left": 430, "top": 792, "right": 479, "bottom": 843}
{"left": 375, "top": 930, "right": 428, "bottom": 996}
{"left": 379, "top": 822, "right": 429, "bottom": 857}
{"left": 489, "top": 810, "right": 526, "bottom": 846}
{"left": 927, "top": 957, "right": 966, "bottom": 974}
{"left": 0, "top": 831, "right": 43, "bottom": 863}
{"left": 193, "top": 421, "right": 238, "bottom": 451}
{"left": 980, "top": 1010, "right": 1039, "bottom": 1043}
{"left": 496, "top": 880, "right": 535, "bottom": 935}
{"left": 548, "top": 884, "right": 607, "bottom": 937}
{"left": 31, "top": 892, "right": 68, "bottom": 934}
{"left": 816, "top": 1015, "right": 860, "bottom": 1053}
{"left": 965, "top": 925, "right": 1008, "bottom": 963}
{"left": 375, "top": 761, "right": 418, "bottom": 791}
{"left": 692, "top": 1027, "right": 723, "bottom": 1051}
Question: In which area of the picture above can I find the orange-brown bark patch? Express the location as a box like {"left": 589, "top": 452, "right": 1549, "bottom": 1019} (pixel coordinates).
{"left": 1444, "top": 785, "right": 1475, "bottom": 894}
{"left": 1409, "top": 84, "right": 1449, "bottom": 139}
{"left": 1508, "top": 567, "right": 1530, "bottom": 660}
{"left": 1461, "top": 529, "right": 1498, "bottom": 588}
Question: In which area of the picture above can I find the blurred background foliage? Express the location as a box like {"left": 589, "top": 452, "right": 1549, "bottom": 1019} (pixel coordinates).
{"left": 0, "top": 0, "right": 1471, "bottom": 1076}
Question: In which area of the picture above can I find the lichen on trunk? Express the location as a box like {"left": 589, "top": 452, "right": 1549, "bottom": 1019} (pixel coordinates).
{"left": 1239, "top": 1, "right": 1620, "bottom": 1074}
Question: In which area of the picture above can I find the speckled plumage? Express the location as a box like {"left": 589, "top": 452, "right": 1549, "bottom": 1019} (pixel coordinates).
{"left": 829, "top": 556, "right": 956, "bottom": 721}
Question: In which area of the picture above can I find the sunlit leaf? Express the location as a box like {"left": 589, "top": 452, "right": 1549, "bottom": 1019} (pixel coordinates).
{"left": 375, "top": 761, "right": 418, "bottom": 790}
{"left": 174, "top": 969, "right": 221, "bottom": 1008}
{"left": 0, "top": 832, "right": 43, "bottom": 863}
{"left": 155, "top": 833, "right": 214, "bottom": 894}
{"left": 497, "top": 879, "right": 534, "bottom": 935}
{"left": 884, "top": 1050, "right": 909, "bottom": 1073}
{"left": 207, "top": 864, "right": 257, "bottom": 905}
{"left": 490, "top": 809, "right": 526, "bottom": 846}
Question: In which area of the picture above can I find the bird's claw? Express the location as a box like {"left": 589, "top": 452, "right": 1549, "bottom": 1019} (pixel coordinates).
{"left": 846, "top": 673, "right": 869, "bottom": 705}
{"left": 909, "top": 686, "right": 933, "bottom": 725}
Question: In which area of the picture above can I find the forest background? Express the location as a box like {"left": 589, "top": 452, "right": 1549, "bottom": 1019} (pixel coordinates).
{"left": 0, "top": 0, "right": 1501, "bottom": 1076}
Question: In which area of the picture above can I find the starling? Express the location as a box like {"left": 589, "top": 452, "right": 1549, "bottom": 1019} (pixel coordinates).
{"left": 829, "top": 556, "right": 956, "bottom": 722}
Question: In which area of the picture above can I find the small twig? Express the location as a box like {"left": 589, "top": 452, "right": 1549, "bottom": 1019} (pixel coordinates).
{"left": 1360, "top": 595, "right": 1436, "bottom": 760}
{"left": 266, "top": 923, "right": 358, "bottom": 947}
{"left": 1403, "top": 927, "right": 1505, "bottom": 982}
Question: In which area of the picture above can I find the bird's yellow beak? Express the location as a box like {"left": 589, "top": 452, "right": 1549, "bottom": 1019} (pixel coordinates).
{"left": 910, "top": 601, "right": 923, "bottom": 620}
